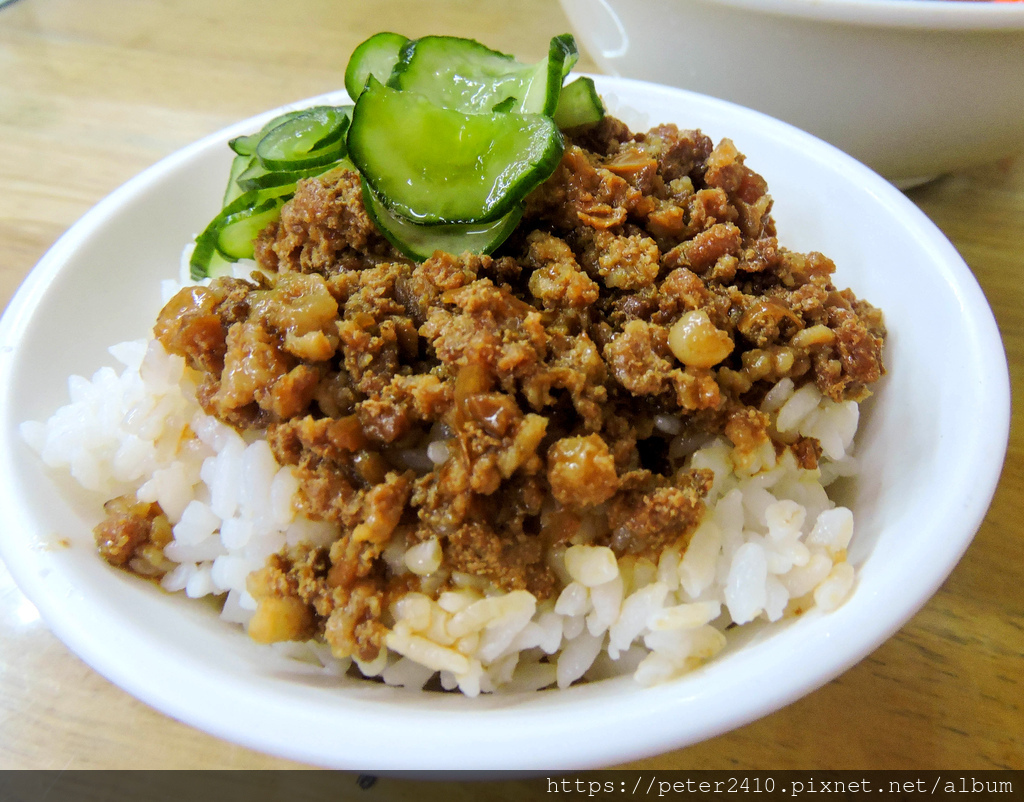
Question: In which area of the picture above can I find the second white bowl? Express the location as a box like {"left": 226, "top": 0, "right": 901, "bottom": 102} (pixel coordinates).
{"left": 561, "top": 0, "right": 1024, "bottom": 185}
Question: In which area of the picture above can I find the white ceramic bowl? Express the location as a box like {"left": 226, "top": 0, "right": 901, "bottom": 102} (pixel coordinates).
{"left": 560, "top": 0, "right": 1024, "bottom": 186}
{"left": 0, "top": 76, "right": 1009, "bottom": 770}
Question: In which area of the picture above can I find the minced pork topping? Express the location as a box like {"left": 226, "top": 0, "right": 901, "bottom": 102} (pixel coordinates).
{"left": 98, "top": 115, "right": 885, "bottom": 664}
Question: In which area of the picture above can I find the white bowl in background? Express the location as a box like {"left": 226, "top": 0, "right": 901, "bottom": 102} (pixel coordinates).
{"left": 0, "top": 76, "right": 1010, "bottom": 770}
{"left": 560, "top": 0, "right": 1024, "bottom": 186}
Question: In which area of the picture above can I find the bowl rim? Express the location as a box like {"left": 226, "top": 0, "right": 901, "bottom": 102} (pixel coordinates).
{"left": 0, "top": 74, "right": 1011, "bottom": 770}
{"left": 701, "top": 0, "right": 1024, "bottom": 29}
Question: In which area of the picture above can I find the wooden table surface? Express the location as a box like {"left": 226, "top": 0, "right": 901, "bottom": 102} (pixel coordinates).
{"left": 0, "top": 0, "right": 1021, "bottom": 775}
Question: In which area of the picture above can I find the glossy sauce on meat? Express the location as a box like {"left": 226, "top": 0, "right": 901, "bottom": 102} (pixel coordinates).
{"left": 121, "top": 115, "right": 885, "bottom": 662}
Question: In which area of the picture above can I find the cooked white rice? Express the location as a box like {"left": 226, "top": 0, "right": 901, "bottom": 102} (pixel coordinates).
{"left": 20, "top": 316, "right": 861, "bottom": 695}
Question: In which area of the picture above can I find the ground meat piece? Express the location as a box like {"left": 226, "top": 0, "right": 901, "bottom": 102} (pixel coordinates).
{"left": 736, "top": 236, "right": 781, "bottom": 276}
{"left": 671, "top": 366, "right": 723, "bottom": 412}
{"left": 250, "top": 272, "right": 340, "bottom": 361}
{"left": 736, "top": 298, "right": 804, "bottom": 348}
{"left": 738, "top": 345, "right": 808, "bottom": 386}
{"left": 154, "top": 279, "right": 253, "bottom": 374}
{"left": 177, "top": 273, "right": 348, "bottom": 424}
{"left": 604, "top": 319, "right": 674, "bottom": 396}
{"left": 268, "top": 418, "right": 364, "bottom": 523}
{"left": 565, "top": 113, "right": 634, "bottom": 156}
{"left": 736, "top": 193, "right": 775, "bottom": 240}
{"left": 646, "top": 198, "right": 687, "bottom": 244}
{"left": 354, "top": 401, "right": 409, "bottom": 445}
{"left": 267, "top": 415, "right": 419, "bottom": 533}
{"left": 322, "top": 528, "right": 380, "bottom": 590}
{"left": 396, "top": 251, "right": 499, "bottom": 331}
{"left": 248, "top": 596, "right": 317, "bottom": 644}
{"left": 778, "top": 249, "right": 836, "bottom": 288}
{"left": 212, "top": 317, "right": 292, "bottom": 416}
{"left": 336, "top": 315, "right": 402, "bottom": 397}
{"left": 546, "top": 434, "right": 619, "bottom": 507}
{"left": 255, "top": 168, "right": 391, "bottom": 274}
{"left": 421, "top": 279, "right": 547, "bottom": 387}
{"left": 93, "top": 497, "right": 172, "bottom": 575}
{"left": 246, "top": 548, "right": 325, "bottom": 645}
{"left": 524, "top": 230, "right": 600, "bottom": 309}
{"left": 155, "top": 287, "right": 226, "bottom": 372}
{"left": 247, "top": 552, "right": 303, "bottom": 601}
{"left": 683, "top": 188, "right": 740, "bottom": 236}
{"left": 657, "top": 267, "right": 711, "bottom": 318}
{"left": 642, "top": 124, "right": 714, "bottom": 183}
{"left": 411, "top": 455, "right": 477, "bottom": 537}
{"left": 455, "top": 397, "right": 548, "bottom": 495}
{"left": 332, "top": 261, "right": 421, "bottom": 397}
{"left": 604, "top": 469, "right": 713, "bottom": 558}
{"left": 607, "top": 286, "right": 659, "bottom": 326}
{"left": 853, "top": 296, "right": 887, "bottom": 340}
{"left": 311, "top": 369, "right": 358, "bottom": 419}
{"left": 521, "top": 331, "right": 607, "bottom": 429}
{"left": 356, "top": 373, "right": 450, "bottom": 445}
{"left": 344, "top": 261, "right": 415, "bottom": 325}
{"left": 790, "top": 436, "right": 823, "bottom": 470}
{"left": 724, "top": 406, "right": 772, "bottom": 472}
{"left": 324, "top": 580, "right": 387, "bottom": 662}
{"left": 604, "top": 144, "right": 661, "bottom": 195}
{"left": 666, "top": 222, "right": 743, "bottom": 274}
{"left": 576, "top": 228, "right": 661, "bottom": 290}
{"left": 525, "top": 145, "right": 654, "bottom": 231}
{"left": 351, "top": 472, "right": 413, "bottom": 545}
{"left": 819, "top": 304, "right": 886, "bottom": 401}
{"left": 265, "top": 364, "right": 322, "bottom": 419}
{"left": 443, "top": 523, "right": 556, "bottom": 599}
{"left": 704, "top": 138, "right": 769, "bottom": 206}
{"left": 269, "top": 414, "right": 367, "bottom": 465}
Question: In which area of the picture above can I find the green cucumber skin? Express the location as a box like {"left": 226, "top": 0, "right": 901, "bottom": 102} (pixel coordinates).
{"left": 236, "top": 166, "right": 313, "bottom": 193}
{"left": 362, "top": 182, "right": 523, "bottom": 262}
{"left": 541, "top": 34, "right": 579, "bottom": 117}
{"left": 348, "top": 78, "right": 564, "bottom": 225}
{"left": 345, "top": 32, "right": 410, "bottom": 100}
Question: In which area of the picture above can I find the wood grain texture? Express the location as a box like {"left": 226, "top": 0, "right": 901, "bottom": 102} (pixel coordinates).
{"left": 0, "top": 0, "right": 1020, "bottom": 772}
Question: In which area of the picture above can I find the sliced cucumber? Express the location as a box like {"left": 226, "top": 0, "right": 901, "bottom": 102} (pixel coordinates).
{"left": 345, "top": 32, "right": 410, "bottom": 100}
{"left": 198, "top": 33, "right": 589, "bottom": 275}
{"left": 197, "top": 107, "right": 355, "bottom": 279}
{"left": 553, "top": 76, "right": 605, "bottom": 129}
{"left": 190, "top": 191, "right": 281, "bottom": 279}
{"left": 215, "top": 197, "right": 285, "bottom": 261}
{"left": 542, "top": 34, "right": 581, "bottom": 114}
{"left": 223, "top": 153, "right": 255, "bottom": 206}
{"left": 228, "top": 109, "right": 305, "bottom": 157}
{"left": 348, "top": 78, "right": 563, "bottom": 224}
{"left": 235, "top": 161, "right": 334, "bottom": 193}
{"left": 190, "top": 230, "right": 222, "bottom": 281}
{"left": 388, "top": 34, "right": 577, "bottom": 117}
{"left": 255, "top": 105, "right": 351, "bottom": 171}
{"left": 362, "top": 182, "right": 523, "bottom": 261}
{"left": 189, "top": 244, "right": 237, "bottom": 281}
